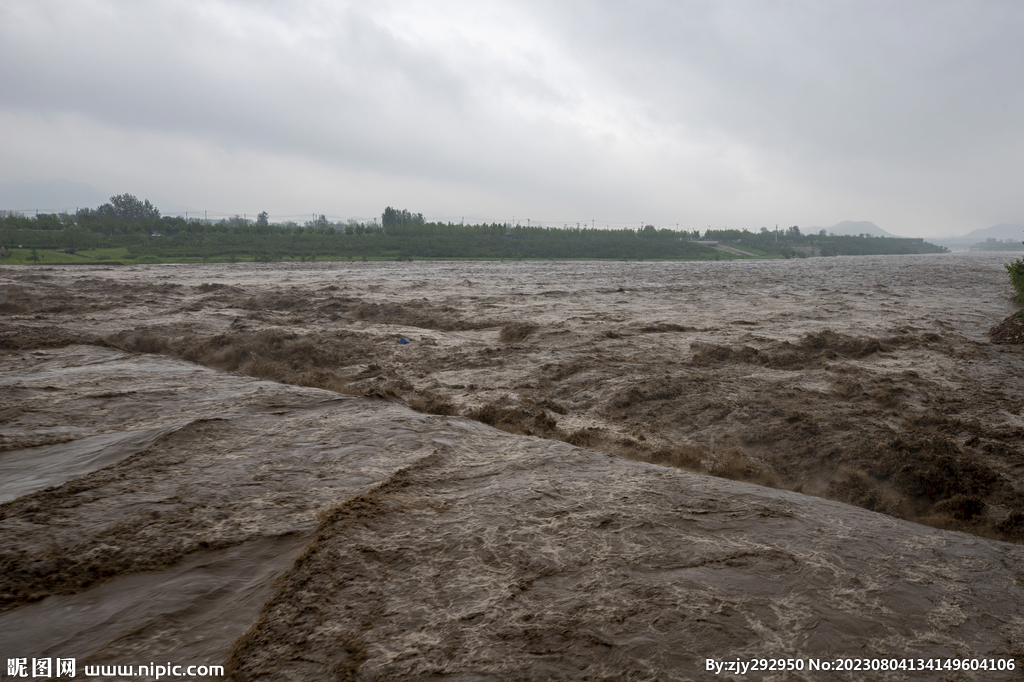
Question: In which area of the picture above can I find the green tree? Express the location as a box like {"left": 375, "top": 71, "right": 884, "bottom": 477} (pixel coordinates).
{"left": 1006, "top": 261, "right": 1024, "bottom": 303}
{"left": 1007, "top": 231, "right": 1024, "bottom": 304}
{"left": 28, "top": 248, "right": 40, "bottom": 263}
{"left": 96, "top": 194, "right": 160, "bottom": 222}
{"left": 382, "top": 206, "right": 424, "bottom": 233}
{"left": 35, "top": 213, "right": 62, "bottom": 230}
{"left": 256, "top": 211, "right": 269, "bottom": 227}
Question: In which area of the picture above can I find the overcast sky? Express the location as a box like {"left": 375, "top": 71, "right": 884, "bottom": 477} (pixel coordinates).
{"left": 1, "top": 1, "right": 1021, "bottom": 236}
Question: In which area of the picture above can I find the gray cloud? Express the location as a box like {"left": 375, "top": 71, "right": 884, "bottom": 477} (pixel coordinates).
{"left": 1, "top": 0, "right": 1021, "bottom": 235}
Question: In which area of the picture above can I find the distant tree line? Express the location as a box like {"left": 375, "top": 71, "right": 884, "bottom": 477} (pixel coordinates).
{"left": 1, "top": 197, "right": 948, "bottom": 261}
{"left": 971, "top": 238, "right": 1024, "bottom": 252}
{"left": 703, "top": 225, "right": 947, "bottom": 256}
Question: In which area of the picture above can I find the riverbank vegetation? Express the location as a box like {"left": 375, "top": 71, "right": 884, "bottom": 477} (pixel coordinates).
{"left": 1, "top": 196, "right": 948, "bottom": 264}
{"left": 1006, "top": 258, "right": 1024, "bottom": 305}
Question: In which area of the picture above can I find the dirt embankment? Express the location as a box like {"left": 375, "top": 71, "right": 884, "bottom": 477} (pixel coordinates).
{"left": 991, "top": 311, "right": 1024, "bottom": 344}
{"left": 2, "top": 256, "right": 1023, "bottom": 543}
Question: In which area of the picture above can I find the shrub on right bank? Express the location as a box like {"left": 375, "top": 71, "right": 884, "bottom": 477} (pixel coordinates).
{"left": 1006, "top": 257, "right": 1024, "bottom": 305}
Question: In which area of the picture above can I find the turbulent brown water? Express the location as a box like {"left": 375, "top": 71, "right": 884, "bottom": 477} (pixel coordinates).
{"left": 2, "top": 252, "right": 1023, "bottom": 680}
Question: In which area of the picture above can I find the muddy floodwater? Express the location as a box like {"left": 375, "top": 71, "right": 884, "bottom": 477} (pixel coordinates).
{"left": 2, "top": 252, "right": 1023, "bottom": 680}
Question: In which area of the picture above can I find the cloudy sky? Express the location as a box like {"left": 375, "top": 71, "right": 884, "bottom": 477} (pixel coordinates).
{"left": 1, "top": 1, "right": 1021, "bottom": 236}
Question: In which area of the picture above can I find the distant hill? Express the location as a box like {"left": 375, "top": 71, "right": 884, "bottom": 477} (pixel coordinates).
{"left": 0, "top": 180, "right": 108, "bottom": 214}
{"left": 931, "top": 222, "right": 1023, "bottom": 248}
{"left": 805, "top": 221, "right": 902, "bottom": 238}
{"left": 955, "top": 223, "right": 1023, "bottom": 242}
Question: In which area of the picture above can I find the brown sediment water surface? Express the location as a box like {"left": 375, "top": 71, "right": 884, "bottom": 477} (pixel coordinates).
{"left": 1, "top": 252, "right": 1023, "bottom": 680}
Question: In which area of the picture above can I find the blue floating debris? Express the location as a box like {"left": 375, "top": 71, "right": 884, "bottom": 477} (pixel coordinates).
{"left": 398, "top": 337, "right": 411, "bottom": 345}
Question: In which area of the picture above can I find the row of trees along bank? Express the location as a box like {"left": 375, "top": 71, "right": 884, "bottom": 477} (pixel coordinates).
{"left": 1, "top": 197, "right": 948, "bottom": 262}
